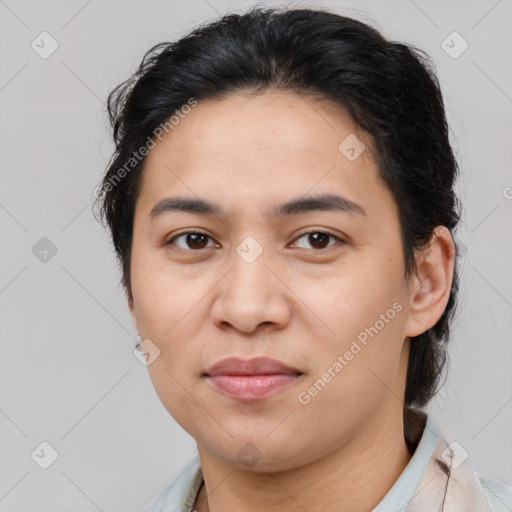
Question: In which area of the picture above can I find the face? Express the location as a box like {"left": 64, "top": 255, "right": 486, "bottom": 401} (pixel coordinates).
{"left": 129, "top": 91, "right": 430, "bottom": 471}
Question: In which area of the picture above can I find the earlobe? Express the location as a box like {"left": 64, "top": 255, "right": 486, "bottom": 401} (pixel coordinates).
{"left": 404, "top": 226, "right": 456, "bottom": 338}
{"left": 128, "top": 296, "right": 139, "bottom": 332}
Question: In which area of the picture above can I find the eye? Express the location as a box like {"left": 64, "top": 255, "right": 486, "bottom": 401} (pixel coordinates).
{"left": 165, "top": 230, "right": 345, "bottom": 252}
{"left": 291, "top": 231, "right": 344, "bottom": 250}
{"left": 165, "top": 232, "right": 217, "bottom": 250}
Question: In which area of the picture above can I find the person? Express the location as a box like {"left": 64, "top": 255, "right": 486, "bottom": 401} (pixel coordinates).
{"left": 94, "top": 6, "right": 512, "bottom": 511}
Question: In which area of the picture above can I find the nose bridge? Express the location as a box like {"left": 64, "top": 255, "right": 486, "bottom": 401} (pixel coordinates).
{"left": 211, "top": 234, "right": 288, "bottom": 332}
{"left": 229, "top": 234, "right": 273, "bottom": 302}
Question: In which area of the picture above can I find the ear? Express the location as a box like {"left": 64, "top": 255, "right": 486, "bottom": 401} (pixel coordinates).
{"left": 403, "top": 226, "right": 457, "bottom": 338}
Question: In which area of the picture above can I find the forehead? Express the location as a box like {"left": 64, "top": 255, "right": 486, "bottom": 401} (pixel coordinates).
{"left": 136, "top": 91, "right": 395, "bottom": 224}
{"left": 150, "top": 91, "right": 362, "bottom": 161}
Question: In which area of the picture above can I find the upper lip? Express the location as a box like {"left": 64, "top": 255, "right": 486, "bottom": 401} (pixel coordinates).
{"left": 204, "top": 357, "right": 302, "bottom": 376}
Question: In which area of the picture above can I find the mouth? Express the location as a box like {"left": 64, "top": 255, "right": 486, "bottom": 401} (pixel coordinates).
{"left": 204, "top": 356, "right": 304, "bottom": 401}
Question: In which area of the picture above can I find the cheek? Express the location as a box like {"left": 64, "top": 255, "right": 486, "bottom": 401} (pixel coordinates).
{"left": 131, "top": 256, "right": 203, "bottom": 337}
{"left": 131, "top": 269, "right": 209, "bottom": 391}
{"left": 147, "top": 359, "right": 208, "bottom": 434}
{"left": 318, "top": 266, "right": 403, "bottom": 333}
{"left": 304, "top": 260, "right": 407, "bottom": 383}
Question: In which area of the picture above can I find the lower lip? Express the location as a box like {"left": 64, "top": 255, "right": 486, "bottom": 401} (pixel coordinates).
{"left": 206, "top": 374, "right": 301, "bottom": 401}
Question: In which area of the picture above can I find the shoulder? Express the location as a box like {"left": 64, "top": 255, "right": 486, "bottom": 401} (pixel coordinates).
{"left": 140, "top": 455, "right": 203, "bottom": 512}
{"left": 477, "top": 474, "right": 512, "bottom": 512}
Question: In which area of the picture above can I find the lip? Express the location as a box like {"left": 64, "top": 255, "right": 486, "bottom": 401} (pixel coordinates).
{"left": 205, "top": 356, "right": 302, "bottom": 376}
{"left": 204, "top": 357, "right": 303, "bottom": 401}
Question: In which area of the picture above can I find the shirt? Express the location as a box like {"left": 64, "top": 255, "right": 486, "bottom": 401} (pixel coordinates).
{"left": 140, "top": 412, "right": 512, "bottom": 512}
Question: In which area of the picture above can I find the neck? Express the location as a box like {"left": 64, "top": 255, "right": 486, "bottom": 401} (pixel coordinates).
{"left": 194, "top": 406, "right": 415, "bottom": 512}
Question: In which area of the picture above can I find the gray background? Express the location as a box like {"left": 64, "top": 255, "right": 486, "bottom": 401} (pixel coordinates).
{"left": 1, "top": 0, "right": 511, "bottom": 510}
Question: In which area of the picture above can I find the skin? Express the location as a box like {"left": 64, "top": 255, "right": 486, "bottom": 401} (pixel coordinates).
{"left": 128, "top": 90, "right": 456, "bottom": 512}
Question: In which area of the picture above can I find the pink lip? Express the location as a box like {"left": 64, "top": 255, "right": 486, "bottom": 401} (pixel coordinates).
{"left": 204, "top": 357, "right": 303, "bottom": 401}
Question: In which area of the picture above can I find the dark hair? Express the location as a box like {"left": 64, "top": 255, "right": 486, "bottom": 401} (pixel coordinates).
{"left": 94, "top": 6, "right": 462, "bottom": 411}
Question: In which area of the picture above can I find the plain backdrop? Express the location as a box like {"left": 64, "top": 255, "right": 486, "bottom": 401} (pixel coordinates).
{"left": 1, "top": 0, "right": 511, "bottom": 510}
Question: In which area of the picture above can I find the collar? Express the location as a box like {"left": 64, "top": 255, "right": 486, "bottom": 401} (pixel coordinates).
{"left": 403, "top": 410, "right": 492, "bottom": 511}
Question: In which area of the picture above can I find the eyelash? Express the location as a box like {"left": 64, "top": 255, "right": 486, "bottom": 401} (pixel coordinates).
{"left": 165, "top": 230, "right": 345, "bottom": 252}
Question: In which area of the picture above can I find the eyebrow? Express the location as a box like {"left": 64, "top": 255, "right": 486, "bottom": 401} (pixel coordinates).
{"left": 149, "top": 193, "right": 367, "bottom": 220}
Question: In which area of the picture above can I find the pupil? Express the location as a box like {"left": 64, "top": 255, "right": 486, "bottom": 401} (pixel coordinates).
{"left": 184, "top": 233, "right": 330, "bottom": 250}
{"left": 188, "top": 233, "right": 207, "bottom": 249}
{"left": 310, "top": 233, "right": 329, "bottom": 249}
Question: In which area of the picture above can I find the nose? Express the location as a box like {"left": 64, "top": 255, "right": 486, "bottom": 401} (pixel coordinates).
{"left": 210, "top": 243, "right": 291, "bottom": 335}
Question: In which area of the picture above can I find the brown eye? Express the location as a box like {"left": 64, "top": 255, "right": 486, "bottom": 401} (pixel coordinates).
{"left": 292, "top": 231, "right": 343, "bottom": 250}
{"left": 166, "top": 232, "right": 215, "bottom": 250}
